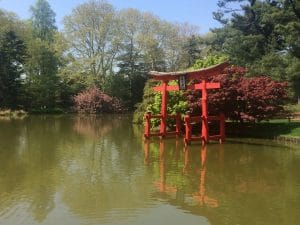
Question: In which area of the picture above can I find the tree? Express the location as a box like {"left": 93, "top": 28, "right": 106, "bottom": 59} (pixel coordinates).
{"left": 182, "top": 35, "right": 202, "bottom": 67}
{"left": 30, "top": 0, "right": 57, "bottom": 42}
{"left": 24, "top": 0, "right": 61, "bottom": 111}
{"left": 63, "top": 0, "right": 121, "bottom": 87}
{"left": 111, "top": 9, "right": 147, "bottom": 109}
{"left": 212, "top": 0, "right": 300, "bottom": 102}
{"left": 186, "top": 65, "right": 289, "bottom": 122}
{"left": 0, "top": 10, "right": 27, "bottom": 109}
{"left": 0, "top": 30, "right": 26, "bottom": 108}
{"left": 74, "top": 87, "right": 124, "bottom": 113}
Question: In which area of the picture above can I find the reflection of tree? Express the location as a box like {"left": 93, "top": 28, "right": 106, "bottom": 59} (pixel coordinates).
{"left": 0, "top": 116, "right": 69, "bottom": 222}
{"left": 73, "top": 115, "right": 114, "bottom": 139}
{"left": 143, "top": 139, "right": 300, "bottom": 225}
{"left": 58, "top": 115, "right": 154, "bottom": 222}
{"left": 1, "top": 116, "right": 300, "bottom": 225}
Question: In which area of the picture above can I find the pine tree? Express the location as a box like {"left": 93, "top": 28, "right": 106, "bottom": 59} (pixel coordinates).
{"left": 0, "top": 31, "right": 26, "bottom": 108}
{"left": 24, "top": 0, "right": 60, "bottom": 110}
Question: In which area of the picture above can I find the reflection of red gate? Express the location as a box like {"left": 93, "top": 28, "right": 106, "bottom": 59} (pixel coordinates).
{"left": 144, "top": 62, "right": 228, "bottom": 145}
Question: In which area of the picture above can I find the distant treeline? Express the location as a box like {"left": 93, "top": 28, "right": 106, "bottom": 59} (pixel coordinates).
{"left": 0, "top": 0, "right": 299, "bottom": 113}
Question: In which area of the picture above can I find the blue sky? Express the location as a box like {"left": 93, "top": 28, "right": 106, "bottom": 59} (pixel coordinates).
{"left": 0, "top": 0, "right": 222, "bottom": 34}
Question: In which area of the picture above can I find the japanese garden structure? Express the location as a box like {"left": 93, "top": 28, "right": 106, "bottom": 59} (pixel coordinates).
{"left": 144, "top": 62, "right": 228, "bottom": 145}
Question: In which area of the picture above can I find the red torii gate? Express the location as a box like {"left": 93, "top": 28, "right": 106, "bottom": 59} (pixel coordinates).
{"left": 144, "top": 62, "right": 228, "bottom": 145}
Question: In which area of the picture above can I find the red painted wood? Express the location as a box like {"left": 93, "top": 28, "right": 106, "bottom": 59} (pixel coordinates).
{"left": 209, "top": 135, "right": 221, "bottom": 140}
{"left": 160, "top": 81, "right": 168, "bottom": 137}
{"left": 151, "top": 114, "right": 163, "bottom": 118}
{"left": 184, "top": 114, "right": 191, "bottom": 145}
{"left": 153, "top": 82, "right": 220, "bottom": 92}
{"left": 145, "top": 62, "right": 227, "bottom": 142}
{"left": 208, "top": 116, "right": 220, "bottom": 120}
{"left": 189, "top": 116, "right": 202, "bottom": 123}
{"left": 201, "top": 80, "right": 209, "bottom": 144}
{"left": 194, "top": 83, "right": 220, "bottom": 90}
{"left": 150, "top": 61, "right": 229, "bottom": 81}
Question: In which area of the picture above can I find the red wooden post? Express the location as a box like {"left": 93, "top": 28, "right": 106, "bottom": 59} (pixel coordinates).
{"left": 199, "top": 145, "right": 206, "bottom": 206}
{"left": 201, "top": 79, "right": 209, "bottom": 144}
{"left": 160, "top": 81, "right": 168, "bottom": 137}
{"left": 144, "top": 140, "right": 150, "bottom": 165}
{"left": 175, "top": 112, "right": 181, "bottom": 136}
{"left": 144, "top": 112, "right": 151, "bottom": 138}
{"left": 220, "top": 112, "right": 225, "bottom": 143}
{"left": 184, "top": 112, "right": 191, "bottom": 145}
{"left": 159, "top": 140, "right": 166, "bottom": 192}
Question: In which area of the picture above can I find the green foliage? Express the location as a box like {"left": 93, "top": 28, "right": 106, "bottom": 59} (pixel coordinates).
{"left": 146, "top": 81, "right": 188, "bottom": 115}
{"left": 1, "top": 1, "right": 247, "bottom": 114}
{"left": 30, "top": 0, "right": 57, "bottom": 42}
{"left": 114, "top": 41, "right": 148, "bottom": 109}
{"left": 212, "top": 0, "right": 300, "bottom": 101}
{"left": 23, "top": 0, "right": 62, "bottom": 111}
{"left": 133, "top": 79, "right": 158, "bottom": 124}
{"left": 190, "top": 54, "right": 228, "bottom": 70}
{"left": 0, "top": 30, "right": 26, "bottom": 109}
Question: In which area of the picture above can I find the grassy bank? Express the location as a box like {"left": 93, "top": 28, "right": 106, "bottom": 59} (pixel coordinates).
{"left": 0, "top": 109, "right": 28, "bottom": 120}
{"left": 226, "top": 120, "right": 300, "bottom": 139}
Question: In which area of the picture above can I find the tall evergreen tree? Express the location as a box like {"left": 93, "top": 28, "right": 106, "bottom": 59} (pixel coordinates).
{"left": 183, "top": 35, "right": 201, "bottom": 67}
{"left": 212, "top": 0, "right": 300, "bottom": 102}
{"left": 0, "top": 31, "right": 26, "bottom": 108}
{"left": 30, "top": 0, "right": 57, "bottom": 42}
{"left": 24, "top": 0, "right": 60, "bottom": 110}
{"left": 115, "top": 43, "right": 147, "bottom": 109}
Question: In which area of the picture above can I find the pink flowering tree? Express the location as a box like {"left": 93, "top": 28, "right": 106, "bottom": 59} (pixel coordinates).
{"left": 74, "top": 87, "right": 125, "bottom": 114}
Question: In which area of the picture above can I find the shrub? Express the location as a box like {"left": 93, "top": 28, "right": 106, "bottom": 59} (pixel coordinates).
{"left": 74, "top": 87, "right": 125, "bottom": 114}
{"left": 186, "top": 66, "right": 289, "bottom": 122}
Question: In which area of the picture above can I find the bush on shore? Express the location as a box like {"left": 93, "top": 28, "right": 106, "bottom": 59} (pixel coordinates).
{"left": 74, "top": 87, "right": 125, "bottom": 114}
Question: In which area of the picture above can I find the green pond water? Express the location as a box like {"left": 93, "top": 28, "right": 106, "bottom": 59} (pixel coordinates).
{"left": 0, "top": 115, "right": 299, "bottom": 225}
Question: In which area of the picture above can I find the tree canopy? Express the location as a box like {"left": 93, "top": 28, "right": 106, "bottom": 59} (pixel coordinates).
{"left": 0, "top": 0, "right": 298, "bottom": 114}
{"left": 211, "top": 0, "right": 300, "bottom": 100}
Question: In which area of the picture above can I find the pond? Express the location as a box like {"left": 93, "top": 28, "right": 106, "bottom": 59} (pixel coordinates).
{"left": 0, "top": 115, "right": 299, "bottom": 225}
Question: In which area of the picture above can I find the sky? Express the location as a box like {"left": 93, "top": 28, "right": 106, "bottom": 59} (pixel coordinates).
{"left": 0, "top": 0, "right": 222, "bottom": 34}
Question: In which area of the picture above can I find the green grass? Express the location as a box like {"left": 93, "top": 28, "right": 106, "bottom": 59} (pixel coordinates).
{"left": 285, "top": 125, "right": 300, "bottom": 137}
{"left": 285, "top": 104, "right": 300, "bottom": 112}
{"left": 226, "top": 120, "right": 300, "bottom": 138}
{"left": 225, "top": 104, "right": 300, "bottom": 139}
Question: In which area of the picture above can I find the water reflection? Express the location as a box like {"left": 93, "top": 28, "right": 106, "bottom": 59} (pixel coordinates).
{"left": 144, "top": 140, "right": 219, "bottom": 208}
{"left": 0, "top": 116, "right": 299, "bottom": 225}
{"left": 142, "top": 138, "right": 300, "bottom": 225}
{"left": 185, "top": 145, "right": 218, "bottom": 208}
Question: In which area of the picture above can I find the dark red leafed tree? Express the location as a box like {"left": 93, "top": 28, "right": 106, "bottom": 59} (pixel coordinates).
{"left": 186, "top": 66, "right": 288, "bottom": 122}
